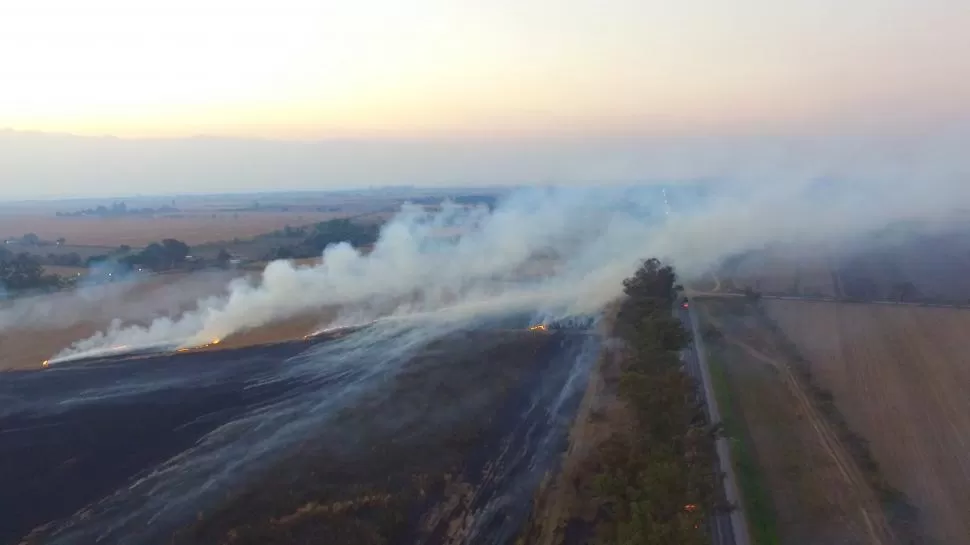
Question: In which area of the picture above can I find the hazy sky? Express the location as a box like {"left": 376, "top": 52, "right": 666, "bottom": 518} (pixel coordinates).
{"left": 4, "top": 0, "right": 970, "bottom": 138}
{"left": 1, "top": 0, "right": 969, "bottom": 197}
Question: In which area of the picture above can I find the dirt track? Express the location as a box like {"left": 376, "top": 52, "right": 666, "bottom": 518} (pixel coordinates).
{"left": 700, "top": 301, "right": 893, "bottom": 545}
{"left": 727, "top": 336, "right": 891, "bottom": 545}
{"left": 765, "top": 300, "right": 970, "bottom": 545}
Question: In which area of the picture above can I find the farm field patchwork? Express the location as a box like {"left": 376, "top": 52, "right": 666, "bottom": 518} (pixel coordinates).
{"left": 764, "top": 299, "right": 970, "bottom": 545}
{"left": 0, "top": 270, "right": 239, "bottom": 370}
{"left": 0, "top": 211, "right": 352, "bottom": 247}
{"left": 697, "top": 298, "right": 897, "bottom": 545}
{"left": 720, "top": 245, "right": 837, "bottom": 297}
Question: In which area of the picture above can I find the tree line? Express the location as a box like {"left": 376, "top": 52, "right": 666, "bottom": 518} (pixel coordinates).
{"left": 1, "top": 217, "right": 381, "bottom": 296}
{"left": 591, "top": 258, "right": 723, "bottom": 544}
{"left": 0, "top": 248, "right": 65, "bottom": 293}
{"left": 80, "top": 238, "right": 193, "bottom": 272}
{"left": 260, "top": 218, "right": 380, "bottom": 260}
{"left": 0, "top": 238, "right": 196, "bottom": 296}
{"left": 56, "top": 201, "right": 179, "bottom": 217}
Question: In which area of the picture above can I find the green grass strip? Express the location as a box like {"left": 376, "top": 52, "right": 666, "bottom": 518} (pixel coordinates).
{"left": 705, "top": 344, "right": 781, "bottom": 545}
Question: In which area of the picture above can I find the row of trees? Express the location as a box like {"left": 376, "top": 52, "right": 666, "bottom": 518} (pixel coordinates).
{"left": 82, "top": 239, "right": 192, "bottom": 272}
{"left": 593, "top": 258, "right": 722, "bottom": 544}
{"left": 56, "top": 201, "right": 179, "bottom": 217}
{"left": 121, "top": 238, "right": 191, "bottom": 270}
{"left": 2, "top": 217, "right": 378, "bottom": 296}
{"left": 2, "top": 236, "right": 212, "bottom": 297}
{"left": 262, "top": 218, "right": 380, "bottom": 260}
{"left": 0, "top": 249, "right": 64, "bottom": 293}
{"left": 5, "top": 233, "right": 65, "bottom": 247}
{"left": 0, "top": 239, "right": 194, "bottom": 296}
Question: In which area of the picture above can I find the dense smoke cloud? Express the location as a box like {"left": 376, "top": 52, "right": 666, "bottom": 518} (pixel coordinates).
{"left": 0, "top": 270, "right": 238, "bottom": 333}
{"left": 52, "top": 160, "right": 970, "bottom": 361}
{"left": 54, "top": 188, "right": 651, "bottom": 359}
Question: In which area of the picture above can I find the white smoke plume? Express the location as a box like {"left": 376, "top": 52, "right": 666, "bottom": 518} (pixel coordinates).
{"left": 0, "top": 269, "right": 239, "bottom": 332}
{"left": 53, "top": 136, "right": 970, "bottom": 361}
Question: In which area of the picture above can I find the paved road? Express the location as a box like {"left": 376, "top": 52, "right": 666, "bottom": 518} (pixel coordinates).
{"left": 677, "top": 305, "right": 750, "bottom": 545}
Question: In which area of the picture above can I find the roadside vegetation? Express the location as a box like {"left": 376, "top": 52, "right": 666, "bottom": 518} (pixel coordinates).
{"left": 588, "top": 258, "right": 722, "bottom": 544}
{"left": 702, "top": 324, "right": 780, "bottom": 545}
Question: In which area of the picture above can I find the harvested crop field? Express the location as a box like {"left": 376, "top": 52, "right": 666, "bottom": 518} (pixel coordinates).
{"left": 697, "top": 298, "right": 896, "bottom": 545}
{"left": 0, "top": 270, "right": 240, "bottom": 370}
{"left": 0, "top": 263, "right": 357, "bottom": 371}
{"left": 720, "top": 245, "right": 837, "bottom": 297}
{"left": 764, "top": 300, "right": 970, "bottom": 545}
{"left": 0, "top": 211, "right": 352, "bottom": 246}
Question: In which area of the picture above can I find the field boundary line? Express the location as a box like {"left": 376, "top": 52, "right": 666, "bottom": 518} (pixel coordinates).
{"left": 724, "top": 336, "right": 893, "bottom": 545}
{"left": 687, "top": 307, "right": 752, "bottom": 545}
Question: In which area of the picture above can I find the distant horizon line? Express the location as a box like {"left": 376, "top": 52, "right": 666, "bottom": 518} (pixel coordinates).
{"left": 0, "top": 182, "right": 709, "bottom": 205}
{"left": 3, "top": 126, "right": 927, "bottom": 143}
{"left": 0, "top": 185, "right": 506, "bottom": 204}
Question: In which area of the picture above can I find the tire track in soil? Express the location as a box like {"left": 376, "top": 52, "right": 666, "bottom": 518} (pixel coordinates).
{"left": 704, "top": 309, "right": 893, "bottom": 545}
{"left": 771, "top": 301, "right": 970, "bottom": 544}
{"left": 727, "top": 337, "right": 892, "bottom": 545}
{"left": 826, "top": 304, "right": 900, "bottom": 545}
{"left": 839, "top": 304, "right": 934, "bottom": 544}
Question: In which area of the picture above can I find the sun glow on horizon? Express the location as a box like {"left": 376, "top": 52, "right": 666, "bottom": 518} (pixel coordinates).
{"left": 1, "top": 0, "right": 968, "bottom": 139}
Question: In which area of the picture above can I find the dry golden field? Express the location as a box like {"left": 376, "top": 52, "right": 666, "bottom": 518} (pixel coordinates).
{"left": 0, "top": 270, "right": 237, "bottom": 370}
{"left": 698, "top": 299, "right": 892, "bottom": 545}
{"left": 0, "top": 264, "right": 347, "bottom": 371}
{"left": 722, "top": 244, "right": 837, "bottom": 297}
{"left": 0, "top": 210, "right": 351, "bottom": 247}
{"left": 763, "top": 300, "right": 970, "bottom": 545}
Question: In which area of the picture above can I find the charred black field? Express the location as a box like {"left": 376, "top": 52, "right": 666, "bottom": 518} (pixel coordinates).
{"left": 1, "top": 319, "right": 598, "bottom": 545}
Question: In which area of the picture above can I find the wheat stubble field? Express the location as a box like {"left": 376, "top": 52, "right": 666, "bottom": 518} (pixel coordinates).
{"left": 697, "top": 298, "right": 891, "bottom": 545}
{"left": 764, "top": 300, "right": 970, "bottom": 545}
{"left": 0, "top": 271, "right": 235, "bottom": 370}
{"left": 0, "top": 211, "right": 351, "bottom": 247}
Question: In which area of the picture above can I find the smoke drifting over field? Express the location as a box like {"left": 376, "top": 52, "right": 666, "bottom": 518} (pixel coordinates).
{"left": 0, "top": 270, "right": 237, "bottom": 333}
{"left": 53, "top": 188, "right": 651, "bottom": 359}
{"left": 53, "top": 165, "right": 970, "bottom": 360}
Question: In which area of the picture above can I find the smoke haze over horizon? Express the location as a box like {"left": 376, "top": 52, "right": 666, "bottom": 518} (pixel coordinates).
{"left": 39, "top": 171, "right": 970, "bottom": 362}
{"left": 2, "top": 127, "right": 969, "bottom": 200}
{"left": 1, "top": 0, "right": 968, "bottom": 198}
